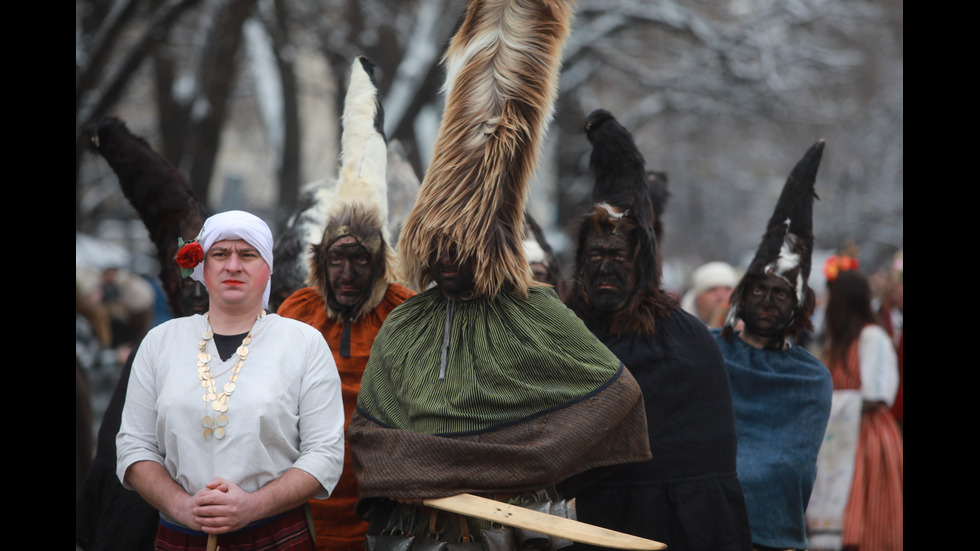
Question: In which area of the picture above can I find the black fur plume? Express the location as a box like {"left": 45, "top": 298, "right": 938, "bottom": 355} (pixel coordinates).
{"left": 724, "top": 139, "right": 825, "bottom": 338}
{"left": 568, "top": 109, "right": 675, "bottom": 338}
{"left": 582, "top": 109, "right": 659, "bottom": 288}
{"left": 87, "top": 117, "right": 209, "bottom": 317}
{"left": 585, "top": 110, "right": 655, "bottom": 221}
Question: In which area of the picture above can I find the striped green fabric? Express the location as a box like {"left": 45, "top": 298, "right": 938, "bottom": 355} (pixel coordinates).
{"left": 357, "top": 286, "right": 622, "bottom": 435}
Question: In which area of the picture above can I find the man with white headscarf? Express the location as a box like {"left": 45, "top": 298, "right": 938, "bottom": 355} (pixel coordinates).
{"left": 117, "top": 210, "right": 346, "bottom": 550}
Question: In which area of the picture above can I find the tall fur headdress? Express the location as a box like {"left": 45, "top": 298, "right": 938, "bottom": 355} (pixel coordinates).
{"left": 568, "top": 109, "right": 675, "bottom": 338}
{"left": 86, "top": 117, "right": 209, "bottom": 317}
{"left": 722, "top": 139, "right": 825, "bottom": 340}
{"left": 310, "top": 56, "right": 399, "bottom": 322}
{"left": 398, "top": 0, "right": 573, "bottom": 298}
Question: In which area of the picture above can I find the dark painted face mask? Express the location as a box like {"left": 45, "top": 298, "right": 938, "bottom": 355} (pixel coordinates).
{"left": 429, "top": 246, "right": 476, "bottom": 300}
{"left": 178, "top": 277, "right": 209, "bottom": 315}
{"left": 583, "top": 233, "right": 636, "bottom": 312}
{"left": 326, "top": 236, "right": 375, "bottom": 310}
{"left": 740, "top": 274, "right": 797, "bottom": 344}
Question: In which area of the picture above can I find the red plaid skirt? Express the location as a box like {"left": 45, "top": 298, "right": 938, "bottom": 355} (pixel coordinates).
{"left": 153, "top": 507, "right": 315, "bottom": 551}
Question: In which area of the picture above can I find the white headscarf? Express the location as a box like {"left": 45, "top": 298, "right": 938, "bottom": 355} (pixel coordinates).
{"left": 190, "top": 210, "right": 275, "bottom": 309}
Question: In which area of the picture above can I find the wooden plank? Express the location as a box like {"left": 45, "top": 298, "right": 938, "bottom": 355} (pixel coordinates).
{"left": 423, "top": 494, "right": 666, "bottom": 550}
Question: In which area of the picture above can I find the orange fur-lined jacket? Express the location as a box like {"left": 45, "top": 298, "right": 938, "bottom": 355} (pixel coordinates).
{"left": 277, "top": 283, "right": 415, "bottom": 551}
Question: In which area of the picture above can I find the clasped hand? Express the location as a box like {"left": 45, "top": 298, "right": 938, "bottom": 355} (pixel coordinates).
{"left": 190, "top": 477, "right": 256, "bottom": 534}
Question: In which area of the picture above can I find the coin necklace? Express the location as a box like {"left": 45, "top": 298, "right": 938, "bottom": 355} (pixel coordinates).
{"left": 198, "top": 312, "right": 263, "bottom": 440}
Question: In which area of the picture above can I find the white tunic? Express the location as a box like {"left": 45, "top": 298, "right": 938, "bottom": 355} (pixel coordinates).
{"left": 117, "top": 313, "right": 345, "bottom": 500}
{"left": 856, "top": 324, "right": 899, "bottom": 405}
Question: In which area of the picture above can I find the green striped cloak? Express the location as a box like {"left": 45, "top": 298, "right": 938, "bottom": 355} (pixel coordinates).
{"left": 351, "top": 286, "right": 651, "bottom": 501}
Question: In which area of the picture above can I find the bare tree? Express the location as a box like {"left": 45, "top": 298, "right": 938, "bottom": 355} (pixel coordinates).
{"left": 76, "top": 0, "right": 204, "bottom": 228}
{"left": 77, "top": 0, "right": 902, "bottom": 281}
{"left": 550, "top": 0, "right": 903, "bottom": 276}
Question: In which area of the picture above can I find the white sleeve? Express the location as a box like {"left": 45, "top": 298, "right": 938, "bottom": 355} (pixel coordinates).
{"left": 857, "top": 325, "right": 899, "bottom": 405}
{"left": 291, "top": 331, "right": 346, "bottom": 499}
{"left": 116, "top": 335, "right": 166, "bottom": 488}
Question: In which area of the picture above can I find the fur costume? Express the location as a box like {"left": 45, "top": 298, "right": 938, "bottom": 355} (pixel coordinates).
{"left": 309, "top": 56, "right": 402, "bottom": 323}
{"left": 349, "top": 1, "right": 654, "bottom": 544}
{"left": 722, "top": 139, "right": 825, "bottom": 341}
{"left": 567, "top": 109, "right": 676, "bottom": 338}
{"left": 567, "top": 111, "right": 752, "bottom": 550}
{"left": 86, "top": 117, "right": 209, "bottom": 318}
{"left": 398, "top": 0, "right": 572, "bottom": 298}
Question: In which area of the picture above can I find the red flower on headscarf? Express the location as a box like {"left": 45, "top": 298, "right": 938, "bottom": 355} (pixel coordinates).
{"left": 176, "top": 240, "right": 204, "bottom": 269}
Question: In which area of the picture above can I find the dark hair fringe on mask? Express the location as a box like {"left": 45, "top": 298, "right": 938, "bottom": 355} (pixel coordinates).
{"left": 567, "top": 205, "right": 676, "bottom": 339}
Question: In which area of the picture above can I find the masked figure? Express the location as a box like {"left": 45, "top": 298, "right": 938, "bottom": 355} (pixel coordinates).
{"left": 276, "top": 57, "right": 415, "bottom": 551}
{"left": 715, "top": 140, "right": 833, "bottom": 551}
{"left": 348, "top": 1, "right": 652, "bottom": 546}
{"left": 566, "top": 109, "right": 752, "bottom": 551}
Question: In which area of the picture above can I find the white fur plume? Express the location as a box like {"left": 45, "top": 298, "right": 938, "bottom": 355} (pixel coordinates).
{"left": 333, "top": 56, "right": 388, "bottom": 226}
